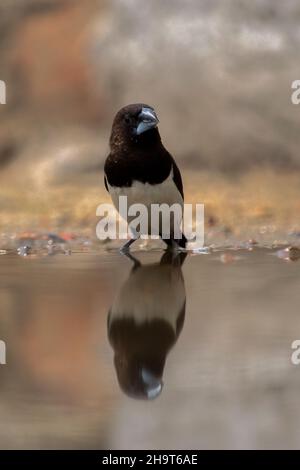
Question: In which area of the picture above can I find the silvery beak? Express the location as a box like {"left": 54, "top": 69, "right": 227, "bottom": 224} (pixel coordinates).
{"left": 142, "top": 368, "right": 163, "bottom": 399}
{"left": 136, "top": 107, "right": 159, "bottom": 135}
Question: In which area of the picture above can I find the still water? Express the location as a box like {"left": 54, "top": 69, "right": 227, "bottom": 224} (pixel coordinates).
{"left": 0, "top": 247, "right": 299, "bottom": 449}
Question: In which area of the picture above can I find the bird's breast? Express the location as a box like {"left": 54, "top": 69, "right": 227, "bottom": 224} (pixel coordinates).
{"left": 108, "top": 168, "right": 183, "bottom": 213}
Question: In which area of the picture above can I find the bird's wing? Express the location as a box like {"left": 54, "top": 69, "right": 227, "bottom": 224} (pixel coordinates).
{"left": 171, "top": 159, "right": 184, "bottom": 200}
{"left": 104, "top": 173, "right": 109, "bottom": 192}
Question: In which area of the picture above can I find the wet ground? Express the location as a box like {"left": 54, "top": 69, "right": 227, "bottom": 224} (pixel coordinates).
{"left": 0, "top": 244, "right": 299, "bottom": 449}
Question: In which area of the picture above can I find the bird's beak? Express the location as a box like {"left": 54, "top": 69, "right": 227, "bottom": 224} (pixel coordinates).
{"left": 142, "top": 368, "right": 163, "bottom": 399}
{"left": 136, "top": 107, "right": 159, "bottom": 135}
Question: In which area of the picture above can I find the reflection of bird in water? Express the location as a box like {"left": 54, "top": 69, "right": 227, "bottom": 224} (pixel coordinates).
{"left": 107, "top": 251, "right": 186, "bottom": 400}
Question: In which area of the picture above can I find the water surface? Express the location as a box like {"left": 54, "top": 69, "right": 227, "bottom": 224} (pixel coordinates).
{"left": 0, "top": 247, "right": 299, "bottom": 449}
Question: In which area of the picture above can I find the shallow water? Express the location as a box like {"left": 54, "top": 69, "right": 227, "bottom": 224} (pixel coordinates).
{"left": 0, "top": 247, "right": 299, "bottom": 449}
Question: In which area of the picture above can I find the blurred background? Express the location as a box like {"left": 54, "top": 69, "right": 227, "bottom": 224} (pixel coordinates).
{"left": 0, "top": 0, "right": 300, "bottom": 450}
{"left": 0, "top": 0, "right": 299, "bottom": 237}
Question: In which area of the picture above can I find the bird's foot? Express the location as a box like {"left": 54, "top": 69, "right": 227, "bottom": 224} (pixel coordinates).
{"left": 119, "top": 248, "right": 141, "bottom": 269}
{"left": 119, "top": 238, "right": 137, "bottom": 254}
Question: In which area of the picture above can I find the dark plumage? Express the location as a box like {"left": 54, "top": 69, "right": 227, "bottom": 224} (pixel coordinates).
{"left": 104, "top": 103, "right": 186, "bottom": 250}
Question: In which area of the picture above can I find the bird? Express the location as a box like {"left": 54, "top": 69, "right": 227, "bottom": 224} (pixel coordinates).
{"left": 107, "top": 251, "right": 187, "bottom": 399}
{"left": 104, "top": 103, "right": 187, "bottom": 252}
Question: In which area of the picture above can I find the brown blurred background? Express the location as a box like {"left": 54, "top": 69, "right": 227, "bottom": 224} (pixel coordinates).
{"left": 0, "top": 0, "right": 299, "bottom": 235}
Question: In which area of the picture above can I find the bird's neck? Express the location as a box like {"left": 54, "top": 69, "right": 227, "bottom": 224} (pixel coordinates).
{"left": 110, "top": 128, "right": 163, "bottom": 155}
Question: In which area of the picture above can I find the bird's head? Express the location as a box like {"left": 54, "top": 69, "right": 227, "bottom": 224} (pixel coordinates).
{"left": 110, "top": 103, "right": 160, "bottom": 149}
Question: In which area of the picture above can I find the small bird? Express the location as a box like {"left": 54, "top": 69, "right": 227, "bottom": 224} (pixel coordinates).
{"left": 104, "top": 103, "right": 187, "bottom": 251}
{"left": 108, "top": 251, "right": 186, "bottom": 399}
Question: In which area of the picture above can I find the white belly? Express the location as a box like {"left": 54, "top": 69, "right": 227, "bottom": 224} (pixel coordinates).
{"left": 107, "top": 169, "right": 183, "bottom": 237}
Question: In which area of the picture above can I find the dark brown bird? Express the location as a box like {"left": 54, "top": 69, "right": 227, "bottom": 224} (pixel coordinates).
{"left": 104, "top": 103, "right": 186, "bottom": 251}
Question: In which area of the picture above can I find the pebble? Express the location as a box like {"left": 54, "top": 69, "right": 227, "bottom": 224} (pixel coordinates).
{"left": 276, "top": 246, "right": 300, "bottom": 262}
{"left": 17, "top": 245, "right": 32, "bottom": 257}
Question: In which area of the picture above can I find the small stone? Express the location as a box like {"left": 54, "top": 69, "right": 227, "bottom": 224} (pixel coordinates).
{"left": 192, "top": 246, "right": 211, "bottom": 254}
{"left": 220, "top": 253, "right": 235, "bottom": 264}
{"left": 276, "top": 246, "right": 300, "bottom": 262}
{"left": 17, "top": 245, "right": 32, "bottom": 257}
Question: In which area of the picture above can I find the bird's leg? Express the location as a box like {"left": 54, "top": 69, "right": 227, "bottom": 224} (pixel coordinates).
{"left": 120, "top": 250, "right": 142, "bottom": 270}
{"left": 119, "top": 237, "right": 138, "bottom": 254}
{"left": 175, "top": 233, "right": 187, "bottom": 249}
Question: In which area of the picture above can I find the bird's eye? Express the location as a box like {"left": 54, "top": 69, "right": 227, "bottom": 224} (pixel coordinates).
{"left": 124, "top": 116, "right": 130, "bottom": 124}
